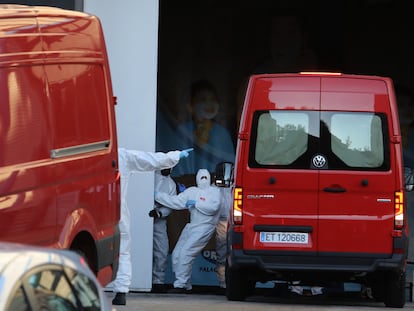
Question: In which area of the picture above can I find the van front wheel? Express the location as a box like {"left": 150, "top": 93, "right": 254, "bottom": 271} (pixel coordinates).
{"left": 384, "top": 270, "right": 406, "bottom": 308}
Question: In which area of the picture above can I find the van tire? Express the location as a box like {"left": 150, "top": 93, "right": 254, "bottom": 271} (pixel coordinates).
{"left": 225, "top": 264, "right": 249, "bottom": 301}
{"left": 384, "top": 270, "right": 405, "bottom": 308}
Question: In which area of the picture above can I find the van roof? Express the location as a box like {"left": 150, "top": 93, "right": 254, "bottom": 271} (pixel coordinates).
{"left": 0, "top": 5, "right": 105, "bottom": 63}
{"left": 0, "top": 4, "right": 89, "bottom": 18}
{"left": 251, "top": 72, "right": 391, "bottom": 81}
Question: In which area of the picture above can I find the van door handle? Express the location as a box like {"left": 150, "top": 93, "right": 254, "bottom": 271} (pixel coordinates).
{"left": 323, "top": 187, "right": 346, "bottom": 193}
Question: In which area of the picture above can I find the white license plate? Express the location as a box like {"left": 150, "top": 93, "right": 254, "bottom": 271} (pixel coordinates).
{"left": 260, "top": 232, "right": 309, "bottom": 244}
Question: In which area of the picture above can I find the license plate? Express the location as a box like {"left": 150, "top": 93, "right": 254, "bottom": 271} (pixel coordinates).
{"left": 260, "top": 232, "right": 309, "bottom": 244}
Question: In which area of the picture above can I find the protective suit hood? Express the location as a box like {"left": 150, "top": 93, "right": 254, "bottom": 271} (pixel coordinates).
{"left": 196, "top": 169, "right": 211, "bottom": 189}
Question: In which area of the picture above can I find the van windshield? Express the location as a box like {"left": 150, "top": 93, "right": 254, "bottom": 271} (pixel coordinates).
{"left": 249, "top": 110, "right": 390, "bottom": 171}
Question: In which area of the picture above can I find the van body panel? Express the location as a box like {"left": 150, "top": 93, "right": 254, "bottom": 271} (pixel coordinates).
{"left": 46, "top": 63, "right": 111, "bottom": 148}
{"left": 318, "top": 78, "right": 397, "bottom": 255}
{"left": 242, "top": 168, "right": 319, "bottom": 252}
{"left": 228, "top": 73, "right": 408, "bottom": 306}
{"left": 0, "top": 5, "right": 120, "bottom": 286}
{"left": 252, "top": 76, "right": 321, "bottom": 111}
{"left": 318, "top": 169, "right": 395, "bottom": 254}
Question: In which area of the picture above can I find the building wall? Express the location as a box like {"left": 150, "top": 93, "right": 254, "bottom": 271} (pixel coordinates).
{"left": 84, "top": 0, "right": 159, "bottom": 291}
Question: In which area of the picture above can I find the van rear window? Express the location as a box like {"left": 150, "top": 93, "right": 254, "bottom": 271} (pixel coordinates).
{"left": 253, "top": 111, "right": 312, "bottom": 166}
{"left": 249, "top": 110, "right": 390, "bottom": 171}
{"left": 329, "top": 112, "right": 384, "bottom": 167}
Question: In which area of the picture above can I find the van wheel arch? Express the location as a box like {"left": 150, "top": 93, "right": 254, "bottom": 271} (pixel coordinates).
{"left": 70, "top": 232, "right": 98, "bottom": 275}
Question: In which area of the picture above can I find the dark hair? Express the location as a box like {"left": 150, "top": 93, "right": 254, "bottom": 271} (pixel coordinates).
{"left": 161, "top": 168, "right": 171, "bottom": 176}
{"left": 190, "top": 79, "right": 218, "bottom": 104}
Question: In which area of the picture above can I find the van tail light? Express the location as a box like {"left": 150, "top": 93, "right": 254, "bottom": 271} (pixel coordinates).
{"left": 394, "top": 191, "right": 404, "bottom": 229}
{"left": 233, "top": 187, "right": 243, "bottom": 224}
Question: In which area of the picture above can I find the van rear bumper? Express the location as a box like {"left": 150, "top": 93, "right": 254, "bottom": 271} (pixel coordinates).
{"left": 229, "top": 249, "right": 406, "bottom": 276}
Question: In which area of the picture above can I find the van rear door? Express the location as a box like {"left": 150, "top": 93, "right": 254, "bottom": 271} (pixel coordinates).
{"left": 317, "top": 77, "right": 395, "bottom": 255}
{"left": 242, "top": 76, "right": 321, "bottom": 253}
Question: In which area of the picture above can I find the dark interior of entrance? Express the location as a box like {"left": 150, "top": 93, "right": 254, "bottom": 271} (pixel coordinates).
{"left": 157, "top": 0, "right": 414, "bottom": 276}
{"left": 157, "top": 0, "right": 413, "bottom": 145}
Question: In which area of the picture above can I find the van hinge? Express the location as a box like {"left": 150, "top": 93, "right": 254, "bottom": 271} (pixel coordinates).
{"left": 238, "top": 132, "right": 249, "bottom": 140}
{"left": 390, "top": 135, "right": 401, "bottom": 144}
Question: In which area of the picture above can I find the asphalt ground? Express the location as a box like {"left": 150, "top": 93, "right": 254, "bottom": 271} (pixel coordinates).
{"left": 106, "top": 286, "right": 414, "bottom": 311}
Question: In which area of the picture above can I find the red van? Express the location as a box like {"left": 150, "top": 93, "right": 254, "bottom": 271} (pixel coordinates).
{"left": 0, "top": 5, "right": 120, "bottom": 286}
{"left": 227, "top": 73, "right": 413, "bottom": 307}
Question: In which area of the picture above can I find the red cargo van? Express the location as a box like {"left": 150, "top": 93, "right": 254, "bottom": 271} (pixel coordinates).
{"left": 0, "top": 5, "right": 120, "bottom": 286}
{"left": 227, "top": 73, "right": 413, "bottom": 308}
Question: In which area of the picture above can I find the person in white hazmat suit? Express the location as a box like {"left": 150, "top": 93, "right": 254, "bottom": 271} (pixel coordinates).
{"left": 213, "top": 162, "right": 234, "bottom": 292}
{"left": 154, "top": 168, "right": 221, "bottom": 293}
{"left": 111, "top": 147, "right": 193, "bottom": 306}
{"left": 148, "top": 168, "right": 177, "bottom": 293}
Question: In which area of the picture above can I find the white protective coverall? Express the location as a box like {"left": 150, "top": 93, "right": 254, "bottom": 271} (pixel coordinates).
{"left": 215, "top": 186, "right": 232, "bottom": 288}
{"left": 111, "top": 148, "right": 182, "bottom": 294}
{"left": 154, "top": 169, "right": 221, "bottom": 290}
{"left": 152, "top": 170, "right": 176, "bottom": 286}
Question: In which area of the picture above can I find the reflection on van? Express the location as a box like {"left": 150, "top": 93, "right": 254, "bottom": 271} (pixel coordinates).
{"left": 255, "top": 112, "right": 308, "bottom": 165}
{"left": 0, "top": 5, "right": 120, "bottom": 287}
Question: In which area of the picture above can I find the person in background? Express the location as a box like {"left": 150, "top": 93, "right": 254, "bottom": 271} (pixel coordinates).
{"left": 234, "top": 13, "right": 319, "bottom": 142}
{"left": 213, "top": 162, "right": 234, "bottom": 294}
{"left": 254, "top": 12, "right": 318, "bottom": 74}
{"left": 173, "top": 79, "right": 235, "bottom": 176}
{"left": 111, "top": 147, "right": 193, "bottom": 306}
{"left": 154, "top": 169, "right": 221, "bottom": 293}
{"left": 395, "top": 83, "right": 414, "bottom": 274}
{"left": 148, "top": 168, "right": 177, "bottom": 293}
{"left": 396, "top": 83, "right": 414, "bottom": 168}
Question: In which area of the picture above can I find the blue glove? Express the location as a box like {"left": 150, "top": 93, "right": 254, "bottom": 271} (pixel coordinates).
{"left": 185, "top": 200, "right": 196, "bottom": 208}
{"left": 179, "top": 148, "right": 194, "bottom": 159}
{"left": 154, "top": 191, "right": 158, "bottom": 197}
{"left": 178, "top": 183, "right": 186, "bottom": 193}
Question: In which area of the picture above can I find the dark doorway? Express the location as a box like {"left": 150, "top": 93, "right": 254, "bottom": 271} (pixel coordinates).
{"left": 157, "top": 0, "right": 414, "bottom": 147}
{"left": 156, "top": 0, "right": 414, "bottom": 288}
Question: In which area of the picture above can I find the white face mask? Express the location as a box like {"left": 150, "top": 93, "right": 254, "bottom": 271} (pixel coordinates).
{"left": 194, "top": 100, "right": 219, "bottom": 120}
{"left": 196, "top": 169, "right": 211, "bottom": 189}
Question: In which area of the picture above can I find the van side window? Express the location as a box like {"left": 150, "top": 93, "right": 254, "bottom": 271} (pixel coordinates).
{"left": 46, "top": 64, "right": 110, "bottom": 149}
{"left": 252, "top": 111, "right": 311, "bottom": 165}
{"left": 329, "top": 113, "right": 384, "bottom": 168}
{"left": 0, "top": 66, "right": 50, "bottom": 167}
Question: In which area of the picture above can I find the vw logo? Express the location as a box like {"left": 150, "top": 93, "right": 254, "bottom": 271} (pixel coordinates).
{"left": 312, "top": 154, "right": 326, "bottom": 168}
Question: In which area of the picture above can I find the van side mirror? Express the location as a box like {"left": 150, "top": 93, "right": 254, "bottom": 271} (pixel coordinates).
{"left": 404, "top": 167, "right": 414, "bottom": 191}
{"left": 214, "top": 162, "right": 234, "bottom": 187}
